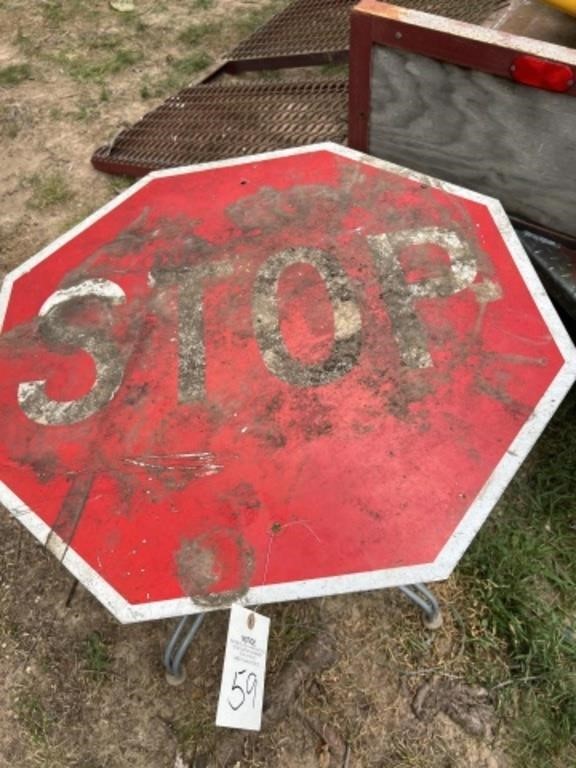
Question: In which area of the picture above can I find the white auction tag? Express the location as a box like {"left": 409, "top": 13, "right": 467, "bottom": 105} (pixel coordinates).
{"left": 215, "top": 604, "right": 270, "bottom": 731}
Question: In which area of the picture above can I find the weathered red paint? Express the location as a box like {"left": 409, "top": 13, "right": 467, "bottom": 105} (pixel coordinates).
{"left": 0, "top": 147, "right": 568, "bottom": 614}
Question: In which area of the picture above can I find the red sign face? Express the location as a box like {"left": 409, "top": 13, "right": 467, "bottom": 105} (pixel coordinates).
{"left": 0, "top": 144, "right": 574, "bottom": 622}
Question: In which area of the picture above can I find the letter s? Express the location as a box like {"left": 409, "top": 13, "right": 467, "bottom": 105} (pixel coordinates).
{"left": 18, "top": 279, "right": 126, "bottom": 426}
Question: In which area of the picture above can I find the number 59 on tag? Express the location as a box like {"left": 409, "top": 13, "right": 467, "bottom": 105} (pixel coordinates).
{"left": 216, "top": 605, "right": 270, "bottom": 731}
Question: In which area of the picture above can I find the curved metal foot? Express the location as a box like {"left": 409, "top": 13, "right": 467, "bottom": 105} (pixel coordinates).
{"left": 163, "top": 614, "right": 205, "bottom": 685}
{"left": 398, "top": 583, "right": 443, "bottom": 630}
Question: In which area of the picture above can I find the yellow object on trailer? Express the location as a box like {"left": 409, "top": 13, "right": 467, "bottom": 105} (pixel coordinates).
{"left": 538, "top": 0, "right": 576, "bottom": 16}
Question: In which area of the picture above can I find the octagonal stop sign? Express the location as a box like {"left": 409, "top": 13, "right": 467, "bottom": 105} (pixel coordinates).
{"left": 1, "top": 144, "right": 575, "bottom": 623}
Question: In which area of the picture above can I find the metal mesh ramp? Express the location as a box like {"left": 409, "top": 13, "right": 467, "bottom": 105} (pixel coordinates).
{"left": 91, "top": 80, "right": 348, "bottom": 177}
{"left": 225, "top": 0, "right": 354, "bottom": 71}
{"left": 225, "top": 0, "right": 510, "bottom": 72}
{"left": 395, "top": 0, "right": 509, "bottom": 25}
{"left": 92, "top": 0, "right": 510, "bottom": 177}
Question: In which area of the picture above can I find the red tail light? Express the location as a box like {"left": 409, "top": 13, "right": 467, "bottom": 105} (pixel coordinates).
{"left": 511, "top": 54, "right": 574, "bottom": 93}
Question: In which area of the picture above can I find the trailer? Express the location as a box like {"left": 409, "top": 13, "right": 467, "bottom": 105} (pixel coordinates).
{"left": 348, "top": 0, "right": 576, "bottom": 325}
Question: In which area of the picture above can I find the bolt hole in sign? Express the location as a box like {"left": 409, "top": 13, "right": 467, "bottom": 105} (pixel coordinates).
{"left": 0, "top": 144, "right": 575, "bottom": 623}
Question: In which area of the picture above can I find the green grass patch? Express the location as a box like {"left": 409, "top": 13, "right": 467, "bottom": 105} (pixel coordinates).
{"left": 460, "top": 387, "right": 576, "bottom": 765}
{"left": 143, "top": 52, "right": 213, "bottom": 99}
{"left": 143, "top": 0, "right": 288, "bottom": 100}
{"left": 71, "top": 102, "right": 100, "bottom": 122}
{"left": 42, "top": 0, "right": 94, "bottom": 25}
{"left": 14, "top": 28, "right": 38, "bottom": 56}
{"left": 82, "top": 632, "right": 112, "bottom": 677}
{"left": 90, "top": 32, "right": 126, "bottom": 51}
{"left": 0, "top": 105, "right": 26, "bottom": 139}
{"left": 172, "top": 708, "right": 217, "bottom": 755}
{"left": 15, "top": 693, "right": 55, "bottom": 744}
{"left": 109, "top": 175, "right": 135, "bottom": 195}
{"left": 234, "top": 0, "right": 287, "bottom": 38}
{"left": 170, "top": 52, "right": 213, "bottom": 77}
{"left": 27, "top": 172, "right": 74, "bottom": 211}
{"left": 0, "top": 63, "right": 32, "bottom": 87}
{"left": 178, "top": 21, "right": 221, "bottom": 48}
{"left": 60, "top": 47, "right": 143, "bottom": 83}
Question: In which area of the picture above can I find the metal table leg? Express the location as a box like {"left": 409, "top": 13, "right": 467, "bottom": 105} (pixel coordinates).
{"left": 163, "top": 614, "right": 205, "bottom": 685}
{"left": 161, "top": 585, "right": 440, "bottom": 684}
{"left": 398, "top": 583, "right": 443, "bottom": 629}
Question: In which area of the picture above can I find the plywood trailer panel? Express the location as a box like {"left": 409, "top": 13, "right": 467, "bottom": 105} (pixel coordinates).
{"left": 349, "top": 1, "right": 576, "bottom": 241}
{"left": 368, "top": 45, "right": 576, "bottom": 238}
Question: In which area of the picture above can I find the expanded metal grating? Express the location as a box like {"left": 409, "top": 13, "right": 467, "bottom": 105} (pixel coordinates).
{"left": 226, "top": 0, "right": 354, "bottom": 71}
{"left": 394, "top": 0, "right": 509, "bottom": 25}
{"left": 92, "top": 0, "right": 510, "bottom": 177}
{"left": 225, "top": 0, "right": 510, "bottom": 71}
{"left": 91, "top": 80, "right": 348, "bottom": 177}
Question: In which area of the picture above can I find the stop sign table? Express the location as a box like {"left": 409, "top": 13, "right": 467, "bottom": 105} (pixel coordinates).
{"left": 1, "top": 144, "right": 574, "bottom": 624}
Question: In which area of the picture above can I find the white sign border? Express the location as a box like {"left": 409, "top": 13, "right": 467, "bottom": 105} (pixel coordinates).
{"left": 1, "top": 142, "right": 575, "bottom": 623}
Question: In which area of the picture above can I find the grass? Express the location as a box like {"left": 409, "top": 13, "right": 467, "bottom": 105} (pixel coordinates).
{"left": 60, "top": 48, "right": 143, "bottom": 83}
{"left": 459, "top": 388, "right": 576, "bottom": 765}
{"left": 378, "top": 732, "right": 453, "bottom": 768}
{"left": 139, "top": 0, "right": 287, "bottom": 99}
{"left": 26, "top": 172, "right": 74, "bottom": 210}
{"left": 82, "top": 632, "right": 112, "bottom": 677}
{"left": 14, "top": 28, "right": 39, "bottom": 57}
{"left": 141, "top": 52, "right": 214, "bottom": 99}
{"left": 178, "top": 22, "right": 221, "bottom": 48}
{"left": 234, "top": 0, "right": 287, "bottom": 38}
{"left": 15, "top": 693, "right": 55, "bottom": 745}
{"left": 267, "top": 601, "right": 322, "bottom": 673}
{"left": 108, "top": 175, "right": 136, "bottom": 195}
{"left": 170, "top": 52, "right": 214, "bottom": 77}
{"left": 0, "top": 63, "right": 32, "bottom": 87}
{"left": 0, "top": 105, "right": 26, "bottom": 139}
{"left": 172, "top": 708, "right": 217, "bottom": 755}
{"left": 42, "top": 0, "right": 95, "bottom": 25}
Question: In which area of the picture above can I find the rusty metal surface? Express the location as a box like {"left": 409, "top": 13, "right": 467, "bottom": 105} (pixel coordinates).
{"left": 91, "top": 80, "right": 348, "bottom": 177}
{"left": 394, "top": 0, "right": 509, "bottom": 25}
{"left": 225, "top": 0, "right": 509, "bottom": 73}
{"left": 226, "top": 0, "right": 354, "bottom": 71}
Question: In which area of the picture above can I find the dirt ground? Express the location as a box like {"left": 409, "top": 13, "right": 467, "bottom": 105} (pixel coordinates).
{"left": 0, "top": 2, "right": 562, "bottom": 767}
{"left": 1, "top": 519, "right": 510, "bottom": 768}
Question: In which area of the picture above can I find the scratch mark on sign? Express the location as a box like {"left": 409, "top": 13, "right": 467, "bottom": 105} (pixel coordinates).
{"left": 123, "top": 452, "right": 223, "bottom": 477}
{"left": 495, "top": 353, "right": 548, "bottom": 367}
{"left": 262, "top": 534, "right": 275, "bottom": 586}
{"left": 46, "top": 471, "right": 95, "bottom": 562}
{"left": 278, "top": 519, "right": 322, "bottom": 542}
{"left": 262, "top": 519, "right": 322, "bottom": 584}
{"left": 474, "top": 376, "right": 532, "bottom": 417}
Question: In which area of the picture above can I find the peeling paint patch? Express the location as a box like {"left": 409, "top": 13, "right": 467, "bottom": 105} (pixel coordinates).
{"left": 175, "top": 529, "right": 254, "bottom": 607}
